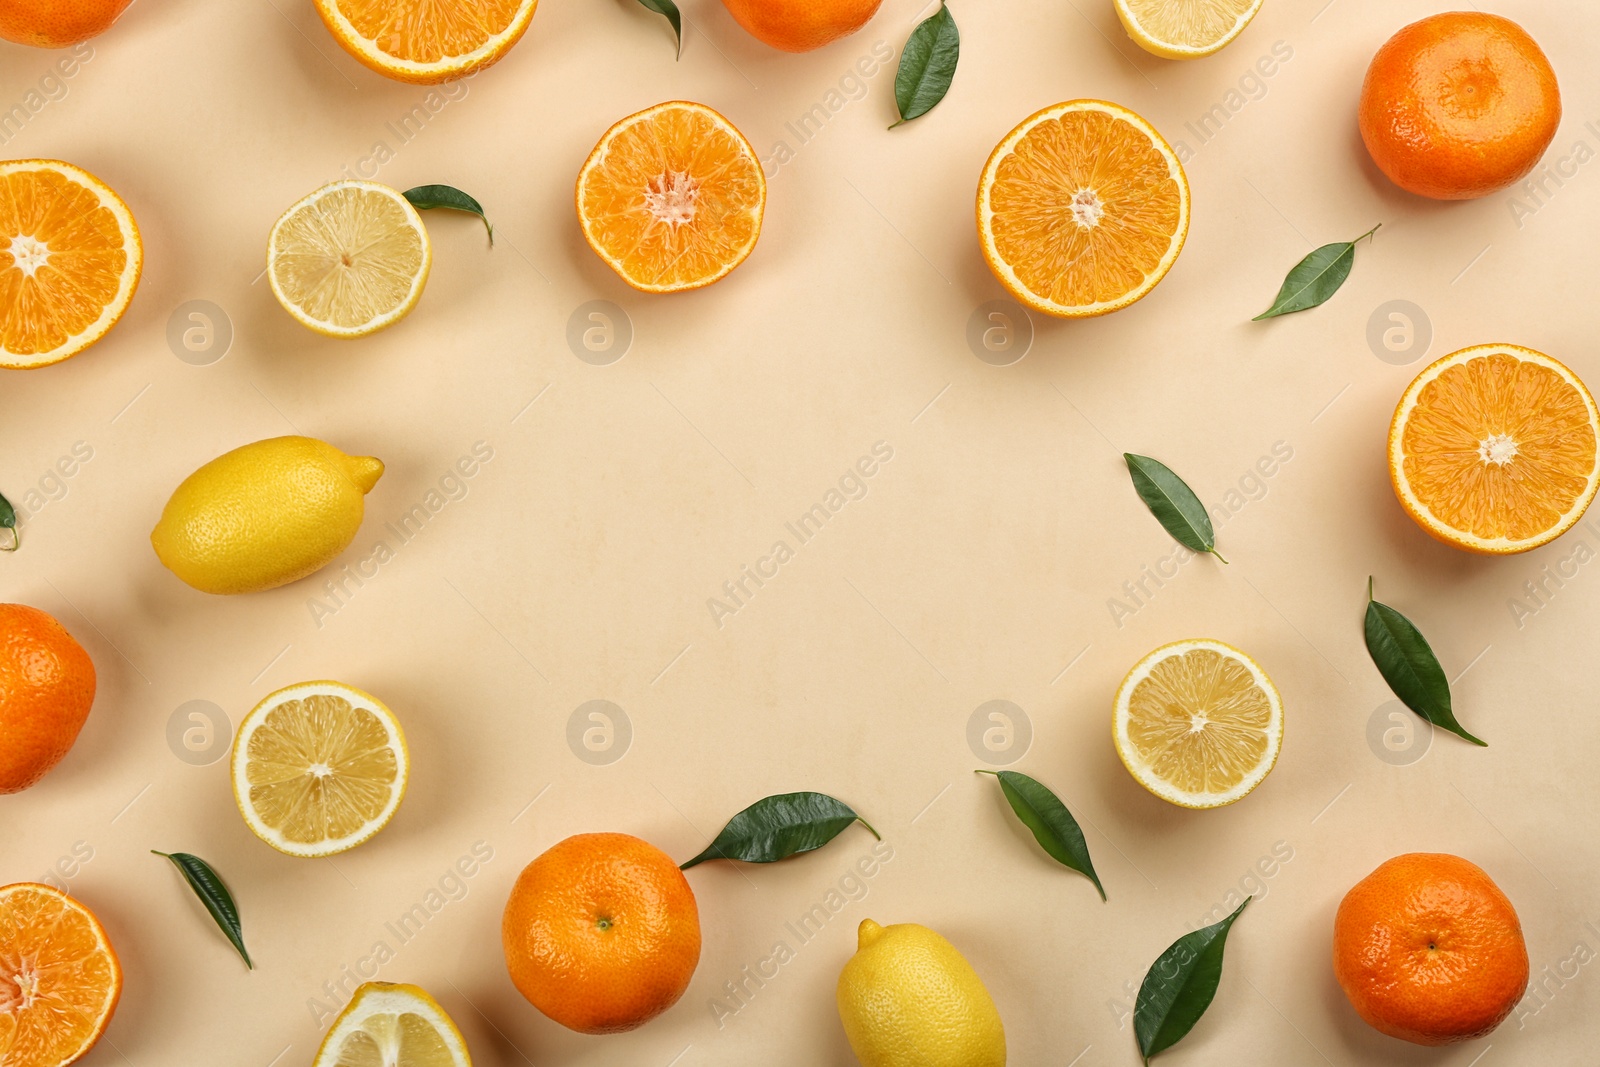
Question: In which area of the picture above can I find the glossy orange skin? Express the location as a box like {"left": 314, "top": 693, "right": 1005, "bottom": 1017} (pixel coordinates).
{"left": 1359, "top": 13, "right": 1559, "bottom": 200}
{"left": 0, "top": 604, "right": 97, "bottom": 794}
{"left": 719, "top": 0, "right": 882, "bottom": 52}
{"left": 1334, "top": 853, "right": 1529, "bottom": 1046}
{"left": 502, "top": 832, "right": 701, "bottom": 1034}
{"left": 0, "top": 0, "right": 134, "bottom": 47}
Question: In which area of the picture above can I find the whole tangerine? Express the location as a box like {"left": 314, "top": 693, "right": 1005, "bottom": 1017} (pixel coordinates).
{"left": 502, "top": 832, "right": 701, "bottom": 1034}
{"left": 1334, "top": 853, "right": 1529, "bottom": 1046}
{"left": 0, "top": 604, "right": 97, "bottom": 794}
{"left": 719, "top": 0, "right": 882, "bottom": 53}
{"left": 0, "top": 0, "right": 134, "bottom": 48}
{"left": 1358, "top": 12, "right": 1560, "bottom": 200}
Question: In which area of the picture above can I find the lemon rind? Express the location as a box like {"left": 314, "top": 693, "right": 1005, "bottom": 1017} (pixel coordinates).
{"left": 312, "top": 982, "right": 472, "bottom": 1067}
{"left": 1113, "top": 0, "right": 1263, "bottom": 60}
{"left": 266, "top": 181, "right": 432, "bottom": 339}
{"left": 1112, "top": 638, "right": 1283, "bottom": 809}
{"left": 231, "top": 679, "right": 410, "bottom": 858}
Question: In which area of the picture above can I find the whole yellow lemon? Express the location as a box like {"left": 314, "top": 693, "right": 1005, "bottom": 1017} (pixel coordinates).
{"left": 837, "top": 919, "right": 1006, "bottom": 1067}
{"left": 152, "top": 436, "right": 383, "bottom": 595}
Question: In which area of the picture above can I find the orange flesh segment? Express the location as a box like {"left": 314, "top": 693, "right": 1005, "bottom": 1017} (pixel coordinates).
{"left": 988, "top": 109, "right": 1183, "bottom": 307}
{"left": 1126, "top": 649, "right": 1272, "bottom": 794}
{"left": 1403, "top": 354, "right": 1597, "bottom": 541}
{"left": 581, "top": 106, "right": 764, "bottom": 290}
{"left": 0, "top": 887, "right": 118, "bottom": 1065}
{"left": 0, "top": 170, "right": 128, "bottom": 358}
{"left": 334, "top": 0, "right": 523, "bottom": 61}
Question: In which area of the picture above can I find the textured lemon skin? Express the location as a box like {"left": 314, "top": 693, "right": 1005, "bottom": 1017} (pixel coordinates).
{"left": 837, "top": 920, "right": 1006, "bottom": 1067}
{"left": 151, "top": 436, "right": 383, "bottom": 595}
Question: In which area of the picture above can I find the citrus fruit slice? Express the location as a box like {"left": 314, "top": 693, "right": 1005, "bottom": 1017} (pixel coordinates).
{"left": 312, "top": 982, "right": 471, "bottom": 1067}
{"left": 1114, "top": 0, "right": 1263, "bottom": 60}
{"left": 231, "top": 680, "right": 410, "bottom": 857}
{"left": 1389, "top": 344, "right": 1600, "bottom": 554}
{"left": 267, "top": 181, "right": 431, "bottom": 339}
{"left": 977, "top": 101, "right": 1189, "bottom": 318}
{"left": 0, "top": 160, "right": 141, "bottom": 370}
{"left": 576, "top": 101, "right": 766, "bottom": 293}
{"left": 1113, "top": 639, "right": 1283, "bottom": 809}
{"left": 0, "top": 882, "right": 122, "bottom": 1067}
{"left": 313, "top": 0, "right": 539, "bottom": 84}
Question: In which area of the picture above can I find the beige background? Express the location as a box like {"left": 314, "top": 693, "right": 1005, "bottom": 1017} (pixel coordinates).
{"left": 4, "top": 0, "right": 1600, "bottom": 1063}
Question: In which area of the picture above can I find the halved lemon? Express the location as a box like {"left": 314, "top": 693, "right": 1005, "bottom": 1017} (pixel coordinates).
{"left": 1113, "top": 639, "right": 1283, "bottom": 809}
{"left": 1389, "top": 344, "right": 1600, "bottom": 555}
{"left": 576, "top": 101, "right": 766, "bottom": 294}
{"left": 231, "top": 680, "right": 410, "bottom": 857}
{"left": 977, "top": 100, "right": 1189, "bottom": 318}
{"left": 313, "top": 0, "right": 539, "bottom": 84}
{"left": 0, "top": 882, "right": 122, "bottom": 1067}
{"left": 313, "top": 983, "right": 472, "bottom": 1067}
{"left": 267, "top": 181, "right": 431, "bottom": 339}
{"left": 1114, "top": 0, "right": 1263, "bottom": 60}
{"left": 0, "top": 160, "right": 141, "bottom": 369}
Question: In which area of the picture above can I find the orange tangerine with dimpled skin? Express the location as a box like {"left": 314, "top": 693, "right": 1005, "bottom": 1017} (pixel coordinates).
{"left": 719, "top": 0, "right": 882, "bottom": 52}
{"left": 1359, "top": 12, "right": 1560, "bottom": 200}
{"left": 502, "top": 833, "right": 701, "bottom": 1034}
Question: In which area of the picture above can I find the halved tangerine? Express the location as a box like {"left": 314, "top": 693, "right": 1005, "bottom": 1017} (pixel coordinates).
{"left": 0, "top": 160, "right": 141, "bottom": 370}
{"left": 0, "top": 883, "right": 122, "bottom": 1067}
{"left": 1389, "top": 344, "right": 1600, "bottom": 554}
{"left": 977, "top": 100, "right": 1189, "bottom": 318}
{"left": 576, "top": 101, "right": 766, "bottom": 294}
{"left": 313, "top": 0, "right": 539, "bottom": 84}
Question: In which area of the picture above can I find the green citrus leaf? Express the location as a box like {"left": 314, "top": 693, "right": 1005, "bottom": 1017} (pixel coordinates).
{"left": 1364, "top": 578, "right": 1486, "bottom": 746}
{"left": 1124, "top": 454, "right": 1225, "bottom": 562}
{"left": 891, "top": 3, "right": 959, "bottom": 128}
{"left": 978, "top": 770, "right": 1105, "bottom": 900}
{"left": 1135, "top": 897, "right": 1250, "bottom": 1062}
{"left": 0, "top": 490, "right": 16, "bottom": 551}
{"left": 1254, "top": 224, "right": 1380, "bottom": 320}
{"left": 632, "top": 0, "right": 682, "bottom": 57}
{"left": 402, "top": 185, "right": 494, "bottom": 244}
{"left": 680, "top": 792, "right": 879, "bottom": 869}
{"left": 153, "top": 851, "right": 253, "bottom": 968}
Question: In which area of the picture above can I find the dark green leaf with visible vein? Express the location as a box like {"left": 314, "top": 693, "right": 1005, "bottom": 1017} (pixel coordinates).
{"left": 1124, "top": 454, "right": 1226, "bottom": 562}
{"left": 977, "top": 770, "right": 1105, "bottom": 900}
{"left": 402, "top": 185, "right": 494, "bottom": 244}
{"left": 1364, "top": 578, "right": 1485, "bottom": 746}
{"left": 1134, "top": 897, "right": 1250, "bottom": 1063}
{"left": 633, "top": 0, "right": 682, "bottom": 58}
{"left": 680, "top": 792, "right": 880, "bottom": 869}
{"left": 0, "top": 490, "right": 16, "bottom": 551}
{"left": 153, "top": 851, "right": 253, "bottom": 968}
{"left": 1253, "top": 224, "right": 1380, "bottom": 319}
{"left": 891, "top": 3, "right": 959, "bottom": 128}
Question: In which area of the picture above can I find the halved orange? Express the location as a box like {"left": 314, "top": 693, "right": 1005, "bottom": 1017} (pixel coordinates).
{"left": 0, "top": 160, "right": 141, "bottom": 370}
{"left": 576, "top": 101, "right": 766, "bottom": 294}
{"left": 313, "top": 0, "right": 539, "bottom": 84}
{"left": 0, "top": 883, "right": 122, "bottom": 1066}
{"left": 1389, "top": 344, "right": 1600, "bottom": 554}
{"left": 977, "top": 100, "right": 1189, "bottom": 318}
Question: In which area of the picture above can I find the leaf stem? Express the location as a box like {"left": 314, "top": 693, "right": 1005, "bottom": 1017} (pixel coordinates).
{"left": 855, "top": 816, "right": 882, "bottom": 841}
{"left": 1356, "top": 223, "right": 1382, "bottom": 244}
{"left": 0, "top": 528, "right": 16, "bottom": 552}
{"left": 1208, "top": 547, "right": 1229, "bottom": 565}
{"left": 1367, "top": 575, "right": 1375, "bottom": 603}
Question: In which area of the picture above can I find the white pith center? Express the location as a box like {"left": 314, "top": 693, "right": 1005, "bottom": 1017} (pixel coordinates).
{"left": 1478, "top": 433, "right": 1519, "bottom": 466}
{"left": 1188, "top": 710, "right": 1209, "bottom": 734}
{"left": 5, "top": 963, "right": 40, "bottom": 1010}
{"left": 309, "top": 762, "right": 334, "bottom": 778}
{"left": 644, "top": 171, "right": 699, "bottom": 227}
{"left": 7, "top": 235, "right": 50, "bottom": 277}
{"left": 1070, "top": 188, "right": 1104, "bottom": 229}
